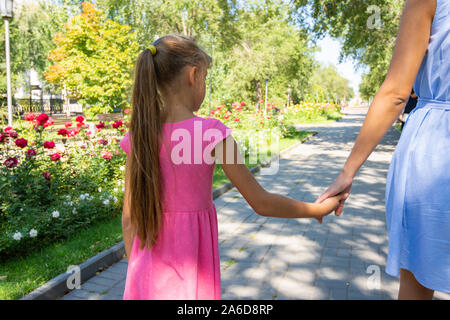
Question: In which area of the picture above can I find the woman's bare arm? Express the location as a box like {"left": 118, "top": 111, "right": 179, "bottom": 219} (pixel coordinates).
{"left": 316, "top": 0, "right": 436, "bottom": 214}
{"left": 214, "top": 135, "right": 345, "bottom": 219}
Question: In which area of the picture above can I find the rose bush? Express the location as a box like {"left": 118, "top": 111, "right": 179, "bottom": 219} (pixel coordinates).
{"left": 0, "top": 113, "right": 127, "bottom": 259}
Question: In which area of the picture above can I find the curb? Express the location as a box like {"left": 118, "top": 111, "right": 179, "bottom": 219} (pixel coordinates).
{"left": 20, "top": 130, "right": 317, "bottom": 300}
{"left": 20, "top": 241, "right": 125, "bottom": 300}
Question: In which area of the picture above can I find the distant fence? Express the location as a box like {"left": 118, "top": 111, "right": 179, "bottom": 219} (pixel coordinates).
{"left": 1, "top": 98, "right": 64, "bottom": 115}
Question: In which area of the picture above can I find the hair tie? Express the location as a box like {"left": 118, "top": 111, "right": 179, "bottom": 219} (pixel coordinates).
{"left": 148, "top": 45, "right": 157, "bottom": 56}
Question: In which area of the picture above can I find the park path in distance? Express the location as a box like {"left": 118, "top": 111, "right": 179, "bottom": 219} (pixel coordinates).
{"left": 61, "top": 106, "right": 450, "bottom": 300}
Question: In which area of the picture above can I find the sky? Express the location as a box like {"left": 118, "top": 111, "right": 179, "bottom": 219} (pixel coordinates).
{"left": 315, "top": 35, "right": 365, "bottom": 95}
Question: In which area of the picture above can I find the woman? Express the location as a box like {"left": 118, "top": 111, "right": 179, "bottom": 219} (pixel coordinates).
{"left": 316, "top": 0, "right": 449, "bottom": 299}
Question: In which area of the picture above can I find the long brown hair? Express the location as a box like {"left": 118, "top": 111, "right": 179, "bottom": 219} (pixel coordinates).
{"left": 128, "top": 35, "right": 211, "bottom": 250}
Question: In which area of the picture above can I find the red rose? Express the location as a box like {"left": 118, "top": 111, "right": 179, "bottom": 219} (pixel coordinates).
{"left": 65, "top": 121, "right": 72, "bottom": 128}
{"left": 100, "top": 149, "right": 112, "bottom": 161}
{"left": 0, "top": 133, "right": 4, "bottom": 143}
{"left": 24, "top": 113, "right": 36, "bottom": 121}
{"left": 44, "top": 117, "right": 54, "bottom": 128}
{"left": 44, "top": 140, "right": 56, "bottom": 149}
{"left": 76, "top": 122, "right": 85, "bottom": 128}
{"left": 98, "top": 138, "right": 108, "bottom": 145}
{"left": 4, "top": 157, "right": 18, "bottom": 168}
{"left": 3, "top": 126, "right": 13, "bottom": 133}
{"left": 8, "top": 129, "right": 18, "bottom": 138}
{"left": 123, "top": 108, "right": 130, "bottom": 114}
{"left": 240, "top": 101, "right": 245, "bottom": 107}
{"left": 35, "top": 113, "right": 49, "bottom": 126}
{"left": 57, "top": 128, "right": 68, "bottom": 136}
{"left": 76, "top": 116, "right": 85, "bottom": 123}
{"left": 234, "top": 117, "right": 240, "bottom": 122}
{"left": 26, "top": 148, "right": 37, "bottom": 157}
{"left": 42, "top": 171, "right": 51, "bottom": 180}
{"left": 112, "top": 120, "right": 123, "bottom": 128}
{"left": 96, "top": 121, "right": 105, "bottom": 129}
{"left": 67, "top": 128, "right": 80, "bottom": 137}
{"left": 50, "top": 153, "right": 61, "bottom": 161}
{"left": 15, "top": 138, "right": 28, "bottom": 148}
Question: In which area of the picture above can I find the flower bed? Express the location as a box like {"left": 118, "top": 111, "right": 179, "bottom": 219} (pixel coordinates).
{"left": 0, "top": 113, "right": 128, "bottom": 259}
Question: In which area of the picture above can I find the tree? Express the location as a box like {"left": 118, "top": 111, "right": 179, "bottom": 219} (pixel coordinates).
{"left": 212, "top": 0, "right": 316, "bottom": 106}
{"left": 44, "top": 2, "right": 140, "bottom": 115}
{"left": 306, "top": 64, "right": 354, "bottom": 102}
{"left": 293, "top": 0, "right": 404, "bottom": 99}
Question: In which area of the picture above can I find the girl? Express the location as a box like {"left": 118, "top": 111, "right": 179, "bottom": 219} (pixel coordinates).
{"left": 120, "top": 34, "right": 345, "bottom": 300}
{"left": 316, "top": 0, "right": 449, "bottom": 299}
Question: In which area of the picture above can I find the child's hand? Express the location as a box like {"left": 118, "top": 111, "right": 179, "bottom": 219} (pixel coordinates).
{"left": 314, "top": 193, "right": 348, "bottom": 224}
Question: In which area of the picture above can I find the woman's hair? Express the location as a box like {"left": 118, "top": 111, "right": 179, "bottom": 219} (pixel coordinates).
{"left": 128, "top": 34, "right": 211, "bottom": 250}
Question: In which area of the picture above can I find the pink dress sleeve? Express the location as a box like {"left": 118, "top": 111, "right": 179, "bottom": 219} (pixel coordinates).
{"left": 206, "top": 118, "right": 233, "bottom": 150}
{"left": 119, "top": 132, "right": 131, "bottom": 156}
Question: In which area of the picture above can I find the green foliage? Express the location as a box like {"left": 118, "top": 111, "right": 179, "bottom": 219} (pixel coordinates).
{"left": 294, "top": 0, "right": 405, "bottom": 99}
{"left": 211, "top": 1, "right": 316, "bottom": 106}
{"left": 44, "top": 3, "right": 140, "bottom": 115}
{"left": 306, "top": 64, "right": 354, "bottom": 102}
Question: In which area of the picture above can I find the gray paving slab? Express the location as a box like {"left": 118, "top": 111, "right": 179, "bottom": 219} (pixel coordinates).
{"left": 60, "top": 108, "right": 450, "bottom": 300}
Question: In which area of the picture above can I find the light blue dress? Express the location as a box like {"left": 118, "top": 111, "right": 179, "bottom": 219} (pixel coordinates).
{"left": 385, "top": 0, "right": 449, "bottom": 292}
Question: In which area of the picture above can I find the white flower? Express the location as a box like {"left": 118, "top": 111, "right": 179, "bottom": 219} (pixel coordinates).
{"left": 113, "top": 196, "right": 118, "bottom": 204}
{"left": 117, "top": 180, "right": 122, "bottom": 186}
{"left": 13, "top": 232, "right": 22, "bottom": 241}
{"left": 98, "top": 187, "right": 102, "bottom": 193}
{"left": 29, "top": 229, "right": 38, "bottom": 238}
{"left": 65, "top": 195, "right": 71, "bottom": 201}
{"left": 72, "top": 208, "right": 77, "bottom": 214}
{"left": 113, "top": 188, "right": 118, "bottom": 193}
{"left": 103, "top": 199, "right": 110, "bottom": 206}
{"left": 68, "top": 201, "right": 74, "bottom": 206}
{"left": 120, "top": 166, "right": 125, "bottom": 171}
{"left": 88, "top": 195, "right": 93, "bottom": 201}
{"left": 122, "top": 187, "right": 125, "bottom": 192}
{"left": 52, "top": 210, "right": 60, "bottom": 218}
{"left": 104, "top": 178, "right": 107, "bottom": 182}
{"left": 79, "top": 194, "right": 86, "bottom": 201}
{"left": 20, "top": 208, "right": 23, "bottom": 212}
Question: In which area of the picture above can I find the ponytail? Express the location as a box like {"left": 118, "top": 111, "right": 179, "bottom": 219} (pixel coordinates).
{"left": 128, "top": 48, "right": 163, "bottom": 250}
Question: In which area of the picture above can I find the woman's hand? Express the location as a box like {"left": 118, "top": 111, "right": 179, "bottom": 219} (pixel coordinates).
{"left": 314, "top": 171, "right": 353, "bottom": 223}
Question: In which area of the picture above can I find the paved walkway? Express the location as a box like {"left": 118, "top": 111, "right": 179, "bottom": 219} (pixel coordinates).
{"left": 61, "top": 108, "right": 449, "bottom": 300}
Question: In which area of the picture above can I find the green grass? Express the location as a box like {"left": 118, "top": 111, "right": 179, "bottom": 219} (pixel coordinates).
{"left": 212, "top": 130, "right": 314, "bottom": 189}
{"left": 0, "top": 129, "right": 315, "bottom": 300}
{"left": 0, "top": 215, "right": 123, "bottom": 300}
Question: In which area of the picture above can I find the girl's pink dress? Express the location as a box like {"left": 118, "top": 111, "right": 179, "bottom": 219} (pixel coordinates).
{"left": 119, "top": 116, "right": 232, "bottom": 300}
